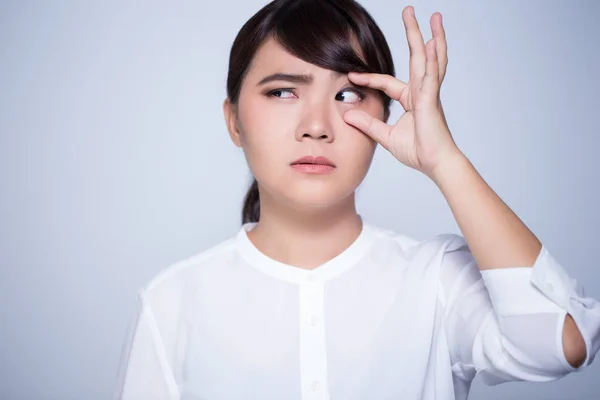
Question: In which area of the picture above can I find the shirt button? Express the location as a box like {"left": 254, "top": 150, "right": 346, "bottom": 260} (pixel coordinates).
{"left": 310, "top": 316, "right": 319, "bottom": 327}
{"left": 311, "top": 380, "right": 320, "bottom": 391}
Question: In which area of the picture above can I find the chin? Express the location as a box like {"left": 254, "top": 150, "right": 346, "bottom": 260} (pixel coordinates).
{"left": 281, "top": 185, "right": 355, "bottom": 210}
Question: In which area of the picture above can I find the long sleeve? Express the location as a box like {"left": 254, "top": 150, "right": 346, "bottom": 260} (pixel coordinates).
{"left": 439, "top": 235, "right": 600, "bottom": 387}
{"left": 114, "top": 290, "right": 180, "bottom": 400}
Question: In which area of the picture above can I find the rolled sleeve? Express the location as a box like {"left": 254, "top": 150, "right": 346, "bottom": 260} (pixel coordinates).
{"left": 480, "top": 245, "right": 600, "bottom": 372}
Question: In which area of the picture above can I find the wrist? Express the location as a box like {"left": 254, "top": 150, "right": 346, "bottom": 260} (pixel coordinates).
{"left": 427, "top": 148, "right": 469, "bottom": 185}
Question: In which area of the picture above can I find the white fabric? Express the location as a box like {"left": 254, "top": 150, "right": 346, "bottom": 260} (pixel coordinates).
{"left": 114, "top": 219, "right": 600, "bottom": 400}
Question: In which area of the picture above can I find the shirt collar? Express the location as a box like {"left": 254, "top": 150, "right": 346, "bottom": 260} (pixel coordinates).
{"left": 235, "top": 217, "right": 376, "bottom": 284}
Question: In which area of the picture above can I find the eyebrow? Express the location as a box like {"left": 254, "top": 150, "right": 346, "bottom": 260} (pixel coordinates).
{"left": 257, "top": 71, "right": 345, "bottom": 86}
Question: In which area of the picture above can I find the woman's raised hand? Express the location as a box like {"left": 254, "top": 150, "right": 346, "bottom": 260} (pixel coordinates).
{"left": 343, "top": 6, "right": 462, "bottom": 179}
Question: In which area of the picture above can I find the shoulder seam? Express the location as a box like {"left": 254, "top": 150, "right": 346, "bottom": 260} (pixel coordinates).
{"left": 145, "top": 237, "right": 236, "bottom": 292}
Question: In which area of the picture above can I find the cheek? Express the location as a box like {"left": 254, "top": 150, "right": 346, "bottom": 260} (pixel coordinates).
{"left": 239, "top": 90, "right": 299, "bottom": 135}
{"left": 236, "top": 99, "right": 293, "bottom": 176}
{"left": 347, "top": 135, "right": 377, "bottom": 178}
{"left": 343, "top": 100, "right": 383, "bottom": 171}
{"left": 331, "top": 124, "right": 376, "bottom": 190}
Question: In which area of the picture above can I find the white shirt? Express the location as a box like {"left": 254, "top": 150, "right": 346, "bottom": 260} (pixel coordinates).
{"left": 114, "top": 220, "right": 600, "bottom": 400}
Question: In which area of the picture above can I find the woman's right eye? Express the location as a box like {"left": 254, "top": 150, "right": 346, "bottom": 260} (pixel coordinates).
{"left": 267, "top": 89, "right": 296, "bottom": 99}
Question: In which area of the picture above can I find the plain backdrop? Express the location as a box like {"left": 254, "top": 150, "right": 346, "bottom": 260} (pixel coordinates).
{"left": 1, "top": 0, "right": 599, "bottom": 399}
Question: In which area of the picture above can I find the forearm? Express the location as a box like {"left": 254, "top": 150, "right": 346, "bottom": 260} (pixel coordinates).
{"left": 430, "top": 151, "right": 541, "bottom": 270}
{"left": 430, "top": 150, "right": 586, "bottom": 368}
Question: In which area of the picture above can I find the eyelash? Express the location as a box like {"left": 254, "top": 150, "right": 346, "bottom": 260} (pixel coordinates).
{"left": 266, "top": 87, "right": 367, "bottom": 102}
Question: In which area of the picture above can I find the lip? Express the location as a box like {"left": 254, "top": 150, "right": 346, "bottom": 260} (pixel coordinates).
{"left": 291, "top": 163, "right": 335, "bottom": 174}
{"left": 290, "top": 155, "right": 336, "bottom": 167}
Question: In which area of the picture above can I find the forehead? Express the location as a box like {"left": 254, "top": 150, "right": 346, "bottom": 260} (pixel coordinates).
{"left": 245, "top": 35, "right": 366, "bottom": 78}
{"left": 247, "top": 37, "right": 320, "bottom": 77}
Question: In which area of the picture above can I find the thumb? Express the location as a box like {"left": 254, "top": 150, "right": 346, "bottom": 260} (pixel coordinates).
{"left": 343, "top": 109, "right": 391, "bottom": 146}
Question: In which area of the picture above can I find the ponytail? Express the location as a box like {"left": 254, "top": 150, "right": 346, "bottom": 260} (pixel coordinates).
{"left": 241, "top": 178, "right": 260, "bottom": 224}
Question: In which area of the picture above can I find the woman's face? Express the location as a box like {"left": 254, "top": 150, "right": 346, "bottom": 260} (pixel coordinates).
{"left": 224, "top": 37, "right": 385, "bottom": 211}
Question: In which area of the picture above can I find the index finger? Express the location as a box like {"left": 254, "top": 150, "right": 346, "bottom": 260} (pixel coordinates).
{"left": 347, "top": 72, "right": 408, "bottom": 101}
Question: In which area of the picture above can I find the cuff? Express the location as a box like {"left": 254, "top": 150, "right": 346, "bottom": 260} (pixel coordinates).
{"left": 480, "top": 245, "right": 599, "bottom": 370}
{"left": 479, "top": 245, "right": 574, "bottom": 317}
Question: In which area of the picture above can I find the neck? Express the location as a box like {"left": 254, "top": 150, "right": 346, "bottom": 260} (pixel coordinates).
{"left": 247, "top": 191, "right": 363, "bottom": 270}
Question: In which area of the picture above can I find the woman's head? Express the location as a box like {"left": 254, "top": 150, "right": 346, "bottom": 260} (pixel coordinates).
{"left": 223, "top": 0, "right": 395, "bottom": 224}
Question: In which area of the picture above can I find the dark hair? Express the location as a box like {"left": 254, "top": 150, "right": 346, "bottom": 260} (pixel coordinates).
{"left": 226, "top": 0, "right": 395, "bottom": 225}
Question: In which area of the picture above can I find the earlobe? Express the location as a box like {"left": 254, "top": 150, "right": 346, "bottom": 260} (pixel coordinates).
{"left": 223, "top": 98, "right": 243, "bottom": 148}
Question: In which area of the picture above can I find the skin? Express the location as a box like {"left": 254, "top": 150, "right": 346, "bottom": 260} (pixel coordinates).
{"left": 223, "top": 37, "right": 384, "bottom": 270}
{"left": 224, "top": 5, "right": 587, "bottom": 368}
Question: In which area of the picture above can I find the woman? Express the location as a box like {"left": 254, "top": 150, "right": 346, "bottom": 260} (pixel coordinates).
{"left": 114, "top": 0, "right": 600, "bottom": 399}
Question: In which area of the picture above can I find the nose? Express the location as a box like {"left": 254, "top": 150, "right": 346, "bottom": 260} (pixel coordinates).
{"left": 295, "top": 101, "right": 334, "bottom": 143}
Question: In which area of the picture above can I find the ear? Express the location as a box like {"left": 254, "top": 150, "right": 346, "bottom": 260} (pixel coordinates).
{"left": 223, "top": 98, "right": 242, "bottom": 148}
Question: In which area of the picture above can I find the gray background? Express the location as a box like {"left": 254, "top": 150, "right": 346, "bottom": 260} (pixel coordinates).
{"left": 1, "top": 0, "right": 599, "bottom": 399}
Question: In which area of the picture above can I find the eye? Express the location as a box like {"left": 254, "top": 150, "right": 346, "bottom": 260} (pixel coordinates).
{"left": 336, "top": 88, "right": 365, "bottom": 103}
{"left": 267, "top": 89, "right": 296, "bottom": 99}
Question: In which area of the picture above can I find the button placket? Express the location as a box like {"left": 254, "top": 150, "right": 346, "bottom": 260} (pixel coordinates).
{"left": 311, "top": 380, "right": 320, "bottom": 391}
{"left": 310, "top": 315, "right": 319, "bottom": 327}
{"left": 304, "top": 282, "right": 321, "bottom": 327}
{"left": 298, "top": 278, "right": 329, "bottom": 399}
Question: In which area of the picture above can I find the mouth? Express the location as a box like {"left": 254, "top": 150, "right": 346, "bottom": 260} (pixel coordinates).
{"left": 290, "top": 156, "right": 336, "bottom": 167}
{"left": 290, "top": 156, "right": 336, "bottom": 174}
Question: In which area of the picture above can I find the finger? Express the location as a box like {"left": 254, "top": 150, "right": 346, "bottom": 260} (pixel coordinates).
{"left": 421, "top": 39, "right": 440, "bottom": 99}
{"left": 343, "top": 109, "right": 392, "bottom": 146}
{"left": 430, "top": 12, "right": 448, "bottom": 82}
{"left": 347, "top": 72, "right": 408, "bottom": 101}
{"left": 402, "top": 6, "right": 426, "bottom": 85}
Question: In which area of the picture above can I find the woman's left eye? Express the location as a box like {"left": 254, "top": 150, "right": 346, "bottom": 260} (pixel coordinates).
{"left": 267, "top": 89, "right": 296, "bottom": 98}
{"left": 336, "top": 88, "right": 365, "bottom": 103}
